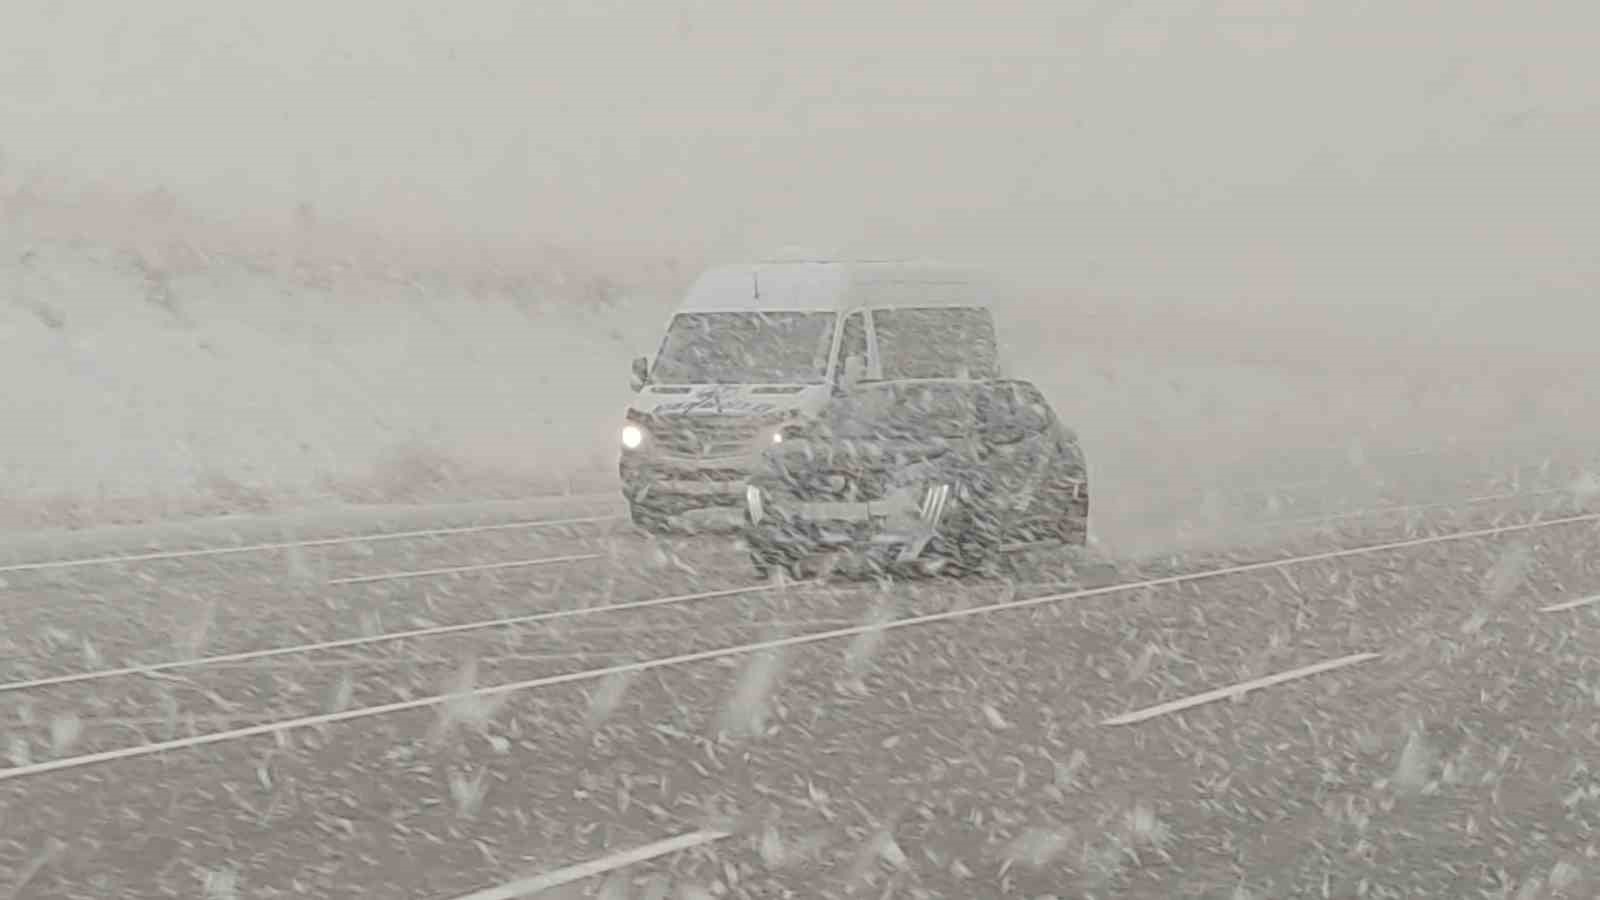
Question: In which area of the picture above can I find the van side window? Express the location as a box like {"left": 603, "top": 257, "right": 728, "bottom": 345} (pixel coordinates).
{"left": 839, "top": 312, "right": 868, "bottom": 371}
{"left": 870, "top": 307, "right": 997, "bottom": 379}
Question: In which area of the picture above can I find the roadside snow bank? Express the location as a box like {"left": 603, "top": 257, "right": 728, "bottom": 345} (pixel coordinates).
{"left": 2, "top": 209, "right": 1590, "bottom": 540}
{"left": 1, "top": 227, "right": 678, "bottom": 529}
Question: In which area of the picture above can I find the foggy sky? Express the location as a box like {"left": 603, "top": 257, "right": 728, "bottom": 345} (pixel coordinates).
{"left": 4, "top": 1, "right": 1597, "bottom": 351}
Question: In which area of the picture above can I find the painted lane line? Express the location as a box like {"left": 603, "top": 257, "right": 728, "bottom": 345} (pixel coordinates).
{"left": 1540, "top": 594, "right": 1600, "bottom": 613}
{"left": 2, "top": 511, "right": 1596, "bottom": 782}
{"left": 327, "top": 553, "right": 600, "bottom": 585}
{"left": 1100, "top": 652, "right": 1382, "bottom": 726}
{"left": 1237, "top": 487, "right": 1570, "bottom": 533}
{"left": 0, "top": 580, "right": 822, "bottom": 696}
{"left": 444, "top": 830, "right": 730, "bottom": 900}
{"left": 0, "top": 514, "right": 619, "bottom": 575}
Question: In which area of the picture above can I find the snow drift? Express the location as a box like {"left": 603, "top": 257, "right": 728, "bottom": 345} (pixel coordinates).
{"left": 1, "top": 189, "right": 1592, "bottom": 540}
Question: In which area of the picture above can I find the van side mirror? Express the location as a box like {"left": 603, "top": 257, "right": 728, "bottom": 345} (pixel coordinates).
{"left": 981, "top": 381, "right": 1049, "bottom": 447}
{"left": 629, "top": 357, "right": 650, "bottom": 392}
{"left": 985, "top": 423, "right": 1028, "bottom": 447}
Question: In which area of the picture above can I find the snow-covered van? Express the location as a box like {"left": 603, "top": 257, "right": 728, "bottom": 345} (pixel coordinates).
{"left": 618, "top": 258, "right": 1005, "bottom": 531}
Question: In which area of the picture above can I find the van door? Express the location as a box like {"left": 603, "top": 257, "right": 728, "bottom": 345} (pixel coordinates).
{"left": 978, "top": 381, "right": 1056, "bottom": 528}
{"left": 835, "top": 311, "right": 870, "bottom": 384}
{"left": 868, "top": 307, "right": 996, "bottom": 380}
{"left": 859, "top": 311, "right": 883, "bottom": 379}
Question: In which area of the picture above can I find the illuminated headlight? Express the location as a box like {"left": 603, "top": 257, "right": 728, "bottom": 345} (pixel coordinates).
{"left": 746, "top": 485, "right": 765, "bottom": 524}
{"left": 770, "top": 430, "right": 784, "bottom": 445}
{"left": 620, "top": 424, "right": 645, "bottom": 450}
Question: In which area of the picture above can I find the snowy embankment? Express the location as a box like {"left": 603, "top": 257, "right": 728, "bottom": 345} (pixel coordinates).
{"left": 2, "top": 208, "right": 1590, "bottom": 540}
{"left": 1, "top": 215, "right": 674, "bottom": 531}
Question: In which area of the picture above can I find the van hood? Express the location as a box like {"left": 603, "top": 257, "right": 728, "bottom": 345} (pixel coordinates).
{"left": 629, "top": 383, "right": 831, "bottom": 418}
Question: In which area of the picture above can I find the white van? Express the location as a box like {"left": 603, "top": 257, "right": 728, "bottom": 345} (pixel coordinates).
{"left": 617, "top": 258, "right": 1005, "bottom": 531}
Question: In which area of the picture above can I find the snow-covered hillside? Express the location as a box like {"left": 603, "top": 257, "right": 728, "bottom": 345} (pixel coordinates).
{"left": 1, "top": 188, "right": 1590, "bottom": 536}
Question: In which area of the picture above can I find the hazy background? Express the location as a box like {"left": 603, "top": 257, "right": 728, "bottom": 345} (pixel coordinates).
{"left": 2, "top": 0, "right": 1597, "bottom": 532}
{"left": 7, "top": 1, "right": 1599, "bottom": 344}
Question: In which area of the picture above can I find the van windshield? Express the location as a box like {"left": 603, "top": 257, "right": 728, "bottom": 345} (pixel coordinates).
{"left": 651, "top": 311, "right": 837, "bottom": 385}
{"left": 872, "top": 307, "right": 998, "bottom": 380}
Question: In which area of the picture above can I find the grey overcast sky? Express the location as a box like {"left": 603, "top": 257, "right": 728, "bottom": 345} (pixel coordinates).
{"left": 3, "top": 1, "right": 1597, "bottom": 347}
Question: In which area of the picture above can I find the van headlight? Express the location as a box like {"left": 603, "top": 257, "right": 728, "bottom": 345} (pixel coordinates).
{"left": 621, "top": 424, "right": 646, "bottom": 450}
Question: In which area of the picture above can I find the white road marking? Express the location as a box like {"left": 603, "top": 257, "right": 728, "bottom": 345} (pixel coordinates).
{"left": 0, "top": 514, "right": 619, "bottom": 575}
{"left": 1100, "top": 652, "right": 1382, "bottom": 726}
{"left": 2, "top": 510, "right": 1595, "bottom": 782}
{"left": 1236, "top": 487, "right": 1568, "bottom": 533}
{"left": 1540, "top": 594, "right": 1600, "bottom": 613}
{"left": 443, "top": 830, "right": 730, "bottom": 900}
{"left": 0, "top": 580, "right": 822, "bottom": 695}
{"left": 327, "top": 552, "right": 599, "bottom": 585}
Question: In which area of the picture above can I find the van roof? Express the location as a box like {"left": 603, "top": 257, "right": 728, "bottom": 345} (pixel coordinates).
{"left": 676, "top": 260, "right": 1000, "bottom": 313}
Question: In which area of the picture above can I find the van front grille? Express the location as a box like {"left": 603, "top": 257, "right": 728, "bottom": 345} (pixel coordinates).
{"left": 778, "top": 467, "right": 894, "bottom": 502}
{"left": 651, "top": 415, "right": 772, "bottom": 458}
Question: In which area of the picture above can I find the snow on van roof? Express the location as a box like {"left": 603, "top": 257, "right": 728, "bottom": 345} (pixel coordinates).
{"left": 676, "top": 260, "right": 999, "bottom": 313}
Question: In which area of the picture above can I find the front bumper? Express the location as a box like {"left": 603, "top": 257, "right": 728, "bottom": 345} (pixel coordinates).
{"left": 620, "top": 455, "right": 759, "bottom": 510}
{"left": 744, "top": 486, "right": 950, "bottom": 565}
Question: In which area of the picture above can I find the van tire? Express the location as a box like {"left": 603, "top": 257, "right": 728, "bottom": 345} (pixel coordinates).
{"left": 750, "top": 547, "right": 801, "bottom": 581}
{"left": 932, "top": 503, "right": 1004, "bottom": 577}
{"left": 629, "top": 502, "right": 673, "bottom": 534}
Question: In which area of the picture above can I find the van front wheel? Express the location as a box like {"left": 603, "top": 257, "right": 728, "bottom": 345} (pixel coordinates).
{"left": 628, "top": 501, "right": 673, "bottom": 534}
{"left": 750, "top": 543, "right": 802, "bottom": 581}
